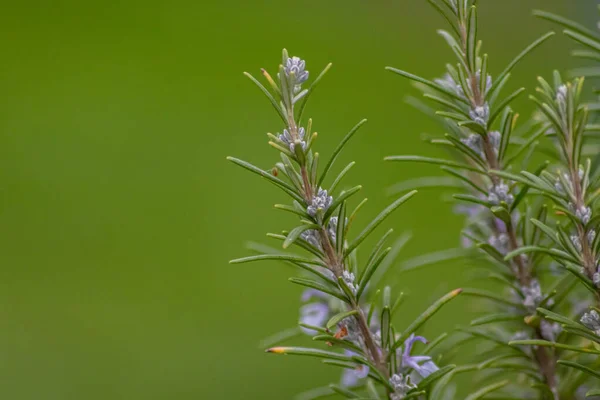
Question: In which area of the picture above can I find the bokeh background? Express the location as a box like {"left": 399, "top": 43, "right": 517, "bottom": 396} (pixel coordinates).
{"left": 0, "top": 0, "right": 590, "bottom": 399}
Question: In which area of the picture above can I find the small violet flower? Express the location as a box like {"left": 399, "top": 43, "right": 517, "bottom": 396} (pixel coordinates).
{"left": 434, "top": 73, "right": 464, "bottom": 98}
{"left": 593, "top": 268, "right": 600, "bottom": 288}
{"left": 476, "top": 70, "right": 493, "bottom": 95}
{"left": 522, "top": 279, "right": 544, "bottom": 310}
{"left": 300, "top": 229, "right": 321, "bottom": 249}
{"left": 342, "top": 270, "right": 358, "bottom": 295}
{"left": 575, "top": 205, "right": 592, "bottom": 225}
{"left": 460, "top": 134, "right": 484, "bottom": 158}
{"left": 285, "top": 56, "right": 309, "bottom": 93}
{"left": 300, "top": 217, "right": 341, "bottom": 249}
{"left": 401, "top": 334, "right": 439, "bottom": 379}
{"left": 489, "top": 233, "right": 509, "bottom": 254}
{"left": 580, "top": 310, "right": 600, "bottom": 335}
{"left": 556, "top": 84, "right": 567, "bottom": 112}
{"left": 389, "top": 373, "right": 416, "bottom": 398}
{"left": 341, "top": 350, "right": 369, "bottom": 387}
{"left": 488, "top": 182, "right": 514, "bottom": 205}
{"left": 540, "top": 320, "right": 561, "bottom": 342}
{"left": 488, "top": 131, "right": 501, "bottom": 154}
{"left": 307, "top": 188, "right": 333, "bottom": 217}
{"left": 277, "top": 126, "right": 306, "bottom": 153}
{"left": 469, "top": 103, "right": 490, "bottom": 126}
{"left": 299, "top": 289, "right": 331, "bottom": 334}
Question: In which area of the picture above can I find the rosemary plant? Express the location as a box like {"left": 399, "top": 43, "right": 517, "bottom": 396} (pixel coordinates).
{"left": 533, "top": 6, "right": 600, "bottom": 167}
{"left": 228, "top": 50, "right": 462, "bottom": 399}
{"left": 384, "top": 0, "right": 570, "bottom": 397}
{"left": 384, "top": 1, "right": 600, "bottom": 398}
{"left": 501, "top": 72, "right": 600, "bottom": 400}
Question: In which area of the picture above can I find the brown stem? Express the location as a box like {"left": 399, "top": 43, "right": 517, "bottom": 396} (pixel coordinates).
{"left": 564, "top": 137, "right": 600, "bottom": 306}
{"left": 534, "top": 338, "right": 559, "bottom": 400}
{"left": 457, "top": 23, "right": 559, "bottom": 396}
{"left": 567, "top": 153, "right": 596, "bottom": 277}
{"left": 300, "top": 165, "right": 389, "bottom": 384}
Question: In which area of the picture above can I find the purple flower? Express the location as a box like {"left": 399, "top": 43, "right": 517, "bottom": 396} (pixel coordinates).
{"left": 307, "top": 188, "right": 333, "bottom": 217}
{"left": 299, "top": 289, "right": 331, "bottom": 334}
{"left": 341, "top": 350, "right": 369, "bottom": 387}
{"left": 401, "top": 334, "right": 439, "bottom": 378}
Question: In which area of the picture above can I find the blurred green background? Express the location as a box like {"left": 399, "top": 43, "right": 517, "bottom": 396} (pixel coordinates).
{"left": 0, "top": 0, "right": 586, "bottom": 399}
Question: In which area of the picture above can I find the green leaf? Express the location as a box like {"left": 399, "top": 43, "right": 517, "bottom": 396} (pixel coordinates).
{"left": 462, "top": 288, "right": 527, "bottom": 310}
{"left": 533, "top": 10, "right": 600, "bottom": 42}
{"left": 337, "top": 275, "right": 357, "bottom": 301}
{"left": 385, "top": 155, "right": 484, "bottom": 173}
{"left": 466, "top": 5, "right": 477, "bottom": 71}
{"left": 561, "top": 325, "right": 600, "bottom": 344}
{"left": 453, "top": 194, "right": 493, "bottom": 207}
{"left": 243, "top": 72, "right": 287, "bottom": 122}
{"left": 392, "top": 289, "right": 463, "bottom": 350}
{"left": 399, "top": 248, "right": 470, "bottom": 272}
{"left": 326, "top": 310, "right": 359, "bottom": 330}
{"left": 318, "top": 119, "right": 367, "bottom": 187}
{"left": 529, "top": 218, "right": 561, "bottom": 247}
{"left": 503, "top": 126, "right": 547, "bottom": 167}
{"left": 336, "top": 201, "right": 346, "bottom": 254}
{"left": 457, "top": 120, "right": 487, "bottom": 136}
{"left": 323, "top": 185, "right": 362, "bottom": 221}
{"left": 227, "top": 157, "right": 305, "bottom": 203}
{"left": 460, "top": 328, "right": 529, "bottom": 356}
{"left": 289, "top": 277, "right": 347, "bottom": 302}
{"left": 357, "top": 247, "right": 392, "bottom": 300}
{"left": 387, "top": 176, "right": 464, "bottom": 195}
{"left": 266, "top": 346, "right": 353, "bottom": 362}
{"left": 423, "top": 332, "right": 448, "bottom": 353}
{"left": 423, "top": 93, "right": 468, "bottom": 115}
{"left": 490, "top": 206, "right": 512, "bottom": 224}
{"left": 329, "top": 162, "right": 356, "bottom": 194}
{"left": 381, "top": 306, "right": 391, "bottom": 348}
{"left": 586, "top": 389, "right": 600, "bottom": 397}
{"left": 359, "top": 229, "right": 394, "bottom": 282}
{"left": 274, "top": 203, "right": 310, "bottom": 218}
{"left": 370, "top": 233, "right": 412, "bottom": 289}
{"left": 345, "top": 190, "right": 418, "bottom": 257}
{"left": 312, "top": 335, "right": 363, "bottom": 354}
{"left": 558, "top": 360, "right": 600, "bottom": 380}
{"left": 404, "top": 391, "right": 427, "bottom": 399}
{"left": 476, "top": 243, "right": 506, "bottom": 264}
{"left": 259, "top": 327, "right": 302, "bottom": 349}
{"left": 509, "top": 339, "right": 600, "bottom": 354}
{"left": 536, "top": 307, "right": 581, "bottom": 327}
{"left": 266, "top": 233, "right": 324, "bottom": 259}
{"left": 284, "top": 224, "right": 321, "bottom": 249}
{"left": 416, "top": 364, "right": 456, "bottom": 390}
{"left": 488, "top": 88, "right": 525, "bottom": 126}
{"left": 492, "top": 32, "right": 555, "bottom": 98}
{"left": 295, "top": 386, "right": 335, "bottom": 400}
{"left": 565, "top": 29, "right": 600, "bottom": 52}
{"left": 470, "top": 313, "right": 524, "bottom": 326}
{"left": 328, "top": 384, "right": 360, "bottom": 399}
{"left": 504, "top": 246, "right": 579, "bottom": 264}
{"left": 385, "top": 67, "right": 468, "bottom": 103}
{"left": 464, "top": 380, "right": 509, "bottom": 400}
{"left": 297, "top": 63, "right": 333, "bottom": 122}
{"left": 428, "top": 1, "right": 460, "bottom": 37}
{"left": 230, "top": 253, "right": 326, "bottom": 267}
{"left": 298, "top": 323, "right": 328, "bottom": 335}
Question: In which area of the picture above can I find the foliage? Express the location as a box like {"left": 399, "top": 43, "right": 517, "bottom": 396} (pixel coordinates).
{"left": 229, "top": 50, "right": 461, "bottom": 399}
{"left": 229, "top": 1, "right": 600, "bottom": 398}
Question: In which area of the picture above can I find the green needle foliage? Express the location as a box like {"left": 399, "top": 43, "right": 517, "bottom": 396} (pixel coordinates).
{"left": 383, "top": 0, "right": 600, "bottom": 398}
{"left": 226, "top": 2, "right": 600, "bottom": 399}
{"left": 229, "top": 50, "right": 462, "bottom": 399}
